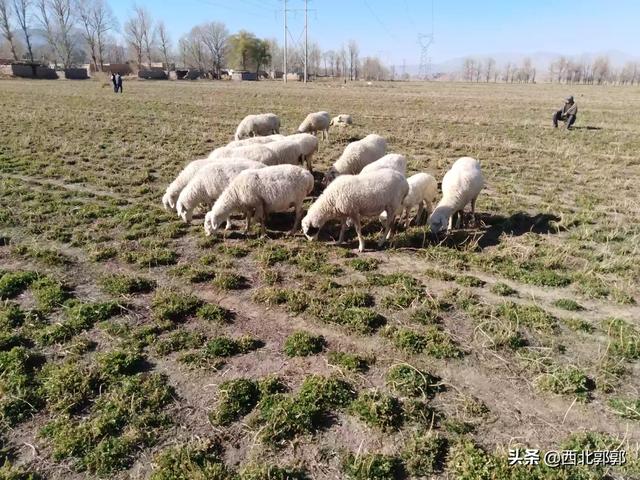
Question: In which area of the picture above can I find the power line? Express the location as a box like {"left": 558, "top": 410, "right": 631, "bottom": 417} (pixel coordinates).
{"left": 362, "top": 0, "right": 398, "bottom": 40}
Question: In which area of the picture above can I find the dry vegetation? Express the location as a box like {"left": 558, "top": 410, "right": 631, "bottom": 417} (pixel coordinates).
{"left": 0, "top": 77, "right": 639, "bottom": 479}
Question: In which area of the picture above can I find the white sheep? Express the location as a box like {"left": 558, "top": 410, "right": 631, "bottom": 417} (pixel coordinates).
{"left": 297, "top": 111, "right": 331, "bottom": 140}
{"left": 204, "top": 165, "right": 314, "bottom": 236}
{"left": 381, "top": 173, "right": 438, "bottom": 228}
{"left": 329, "top": 114, "right": 353, "bottom": 126}
{"left": 234, "top": 113, "right": 281, "bottom": 141}
{"left": 323, "top": 133, "right": 387, "bottom": 185}
{"left": 162, "top": 158, "right": 212, "bottom": 211}
{"left": 225, "top": 134, "right": 285, "bottom": 148}
{"left": 360, "top": 153, "right": 407, "bottom": 176}
{"left": 302, "top": 169, "right": 409, "bottom": 252}
{"left": 175, "top": 159, "right": 266, "bottom": 223}
{"left": 287, "top": 133, "right": 319, "bottom": 170}
{"left": 428, "top": 157, "right": 484, "bottom": 234}
{"left": 208, "top": 141, "right": 300, "bottom": 167}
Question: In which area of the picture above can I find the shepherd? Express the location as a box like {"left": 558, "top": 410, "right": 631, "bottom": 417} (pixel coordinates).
{"left": 111, "top": 73, "right": 117, "bottom": 92}
{"left": 553, "top": 96, "right": 578, "bottom": 130}
{"left": 116, "top": 73, "right": 123, "bottom": 93}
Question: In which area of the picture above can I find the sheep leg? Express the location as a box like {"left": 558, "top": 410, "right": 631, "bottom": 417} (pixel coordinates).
{"left": 379, "top": 210, "right": 394, "bottom": 247}
{"left": 243, "top": 211, "right": 252, "bottom": 234}
{"left": 454, "top": 210, "right": 463, "bottom": 229}
{"left": 415, "top": 202, "right": 425, "bottom": 225}
{"left": 471, "top": 197, "right": 477, "bottom": 227}
{"left": 289, "top": 202, "right": 303, "bottom": 235}
{"left": 403, "top": 208, "right": 411, "bottom": 229}
{"left": 338, "top": 218, "right": 348, "bottom": 244}
{"left": 255, "top": 202, "right": 267, "bottom": 237}
{"left": 448, "top": 213, "right": 454, "bottom": 231}
{"left": 225, "top": 218, "right": 232, "bottom": 230}
{"left": 352, "top": 217, "right": 366, "bottom": 252}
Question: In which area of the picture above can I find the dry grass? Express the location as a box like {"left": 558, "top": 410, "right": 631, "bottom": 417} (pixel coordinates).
{"left": 1, "top": 78, "right": 639, "bottom": 479}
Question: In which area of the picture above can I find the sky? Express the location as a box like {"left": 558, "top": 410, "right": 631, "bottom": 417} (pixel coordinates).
{"left": 108, "top": 0, "right": 640, "bottom": 66}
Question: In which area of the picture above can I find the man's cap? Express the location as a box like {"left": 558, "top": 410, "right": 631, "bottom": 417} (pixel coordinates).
{"left": 566, "top": 95, "right": 574, "bottom": 102}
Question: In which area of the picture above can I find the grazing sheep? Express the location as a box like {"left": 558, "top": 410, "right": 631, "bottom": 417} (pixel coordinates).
{"left": 428, "top": 157, "right": 484, "bottom": 234}
{"left": 287, "top": 133, "right": 319, "bottom": 170}
{"left": 225, "top": 134, "right": 285, "bottom": 148}
{"left": 234, "top": 113, "right": 281, "bottom": 141}
{"left": 175, "top": 159, "right": 266, "bottom": 223}
{"left": 302, "top": 169, "right": 409, "bottom": 252}
{"left": 297, "top": 111, "right": 331, "bottom": 140}
{"left": 204, "top": 165, "right": 314, "bottom": 236}
{"left": 360, "top": 153, "right": 407, "bottom": 176}
{"left": 329, "top": 114, "right": 353, "bottom": 127}
{"left": 381, "top": 173, "right": 438, "bottom": 227}
{"left": 323, "top": 133, "right": 387, "bottom": 185}
{"left": 209, "top": 141, "right": 300, "bottom": 167}
{"left": 162, "top": 158, "right": 212, "bottom": 211}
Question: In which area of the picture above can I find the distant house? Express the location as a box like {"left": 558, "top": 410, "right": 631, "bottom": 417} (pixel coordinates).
{"left": 270, "top": 70, "right": 284, "bottom": 79}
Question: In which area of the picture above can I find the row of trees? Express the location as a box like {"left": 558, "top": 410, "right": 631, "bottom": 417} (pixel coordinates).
{"left": 0, "top": 0, "right": 118, "bottom": 68}
{"left": 459, "top": 54, "right": 640, "bottom": 85}
{"left": 0, "top": 0, "right": 393, "bottom": 80}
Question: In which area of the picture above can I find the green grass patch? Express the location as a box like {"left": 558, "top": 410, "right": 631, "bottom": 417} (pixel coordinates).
{"left": 552, "top": 298, "right": 584, "bottom": 311}
{"left": 386, "top": 364, "right": 441, "bottom": 397}
{"left": 402, "top": 434, "right": 447, "bottom": 476}
{"left": 536, "top": 365, "right": 594, "bottom": 400}
{"left": 155, "top": 330, "right": 205, "bottom": 356}
{"left": 209, "top": 378, "right": 261, "bottom": 426}
{"left": 196, "top": 303, "right": 234, "bottom": 324}
{"left": 348, "top": 258, "right": 380, "bottom": 272}
{"left": 0, "top": 271, "right": 39, "bottom": 299}
{"left": 212, "top": 272, "right": 248, "bottom": 290}
{"left": 151, "top": 290, "right": 202, "bottom": 323}
{"left": 150, "top": 439, "right": 229, "bottom": 480}
{"left": 343, "top": 452, "right": 402, "bottom": 480}
{"left": 100, "top": 273, "right": 156, "bottom": 296}
{"left": 349, "top": 391, "right": 403, "bottom": 431}
{"left": 455, "top": 275, "right": 486, "bottom": 288}
{"left": 490, "top": 282, "right": 518, "bottom": 296}
{"left": 283, "top": 331, "right": 326, "bottom": 357}
{"left": 327, "top": 351, "right": 369, "bottom": 372}
{"left": 608, "top": 398, "right": 640, "bottom": 420}
{"left": 30, "top": 277, "right": 70, "bottom": 312}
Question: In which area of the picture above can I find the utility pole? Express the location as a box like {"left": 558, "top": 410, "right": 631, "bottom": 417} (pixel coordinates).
{"left": 283, "top": 0, "right": 287, "bottom": 83}
{"left": 304, "top": 0, "right": 308, "bottom": 83}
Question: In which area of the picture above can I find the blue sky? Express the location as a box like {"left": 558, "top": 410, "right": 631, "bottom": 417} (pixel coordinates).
{"left": 108, "top": 0, "right": 640, "bottom": 65}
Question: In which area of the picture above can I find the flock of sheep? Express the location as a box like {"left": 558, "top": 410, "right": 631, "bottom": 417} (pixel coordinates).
{"left": 162, "top": 112, "right": 484, "bottom": 252}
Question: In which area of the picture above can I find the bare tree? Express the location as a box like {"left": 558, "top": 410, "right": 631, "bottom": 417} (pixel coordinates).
{"left": 37, "top": 0, "right": 75, "bottom": 68}
{"left": 156, "top": 20, "right": 171, "bottom": 70}
{"left": 13, "top": 0, "right": 35, "bottom": 63}
{"left": 0, "top": 0, "right": 19, "bottom": 60}
{"left": 124, "top": 6, "right": 153, "bottom": 68}
{"left": 485, "top": 57, "right": 495, "bottom": 82}
{"left": 200, "top": 21, "right": 228, "bottom": 78}
{"left": 347, "top": 39, "right": 358, "bottom": 80}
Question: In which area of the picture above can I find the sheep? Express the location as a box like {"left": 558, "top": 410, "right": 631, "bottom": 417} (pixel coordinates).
{"left": 329, "top": 114, "right": 353, "bottom": 126}
{"left": 297, "top": 111, "right": 331, "bottom": 140}
{"left": 225, "top": 134, "right": 285, "bottom": 149}
{"left": 360, "top": 153, "right": 407, "bottom": 176}
{"left": 287, "top": 133, "right": 319, "bottom": 170}
{"left": 162, "top": 158, "right": 213, "bottom": 211}
{"left": 208, "top": 141, "right": 300, "bottom": 167}
{"left": 175, "top": 159, "right": 266, "bottom": 223}
{"left": 428, "top": 157, "right": 484, "bottom": 234}
{"left": 204, "top": 165, "right": 314, "bottom": 237}
{"left": 302, "top": 169, "right": 409, "bottom": 252}
{"left": 234, "top": 113, "right": 281, "bottom": 141}
{"left": 381, "top": 173, "right": 438, "bottom": 228}
{"left": 323, "top": 133, "right": 387, "bottom": 185}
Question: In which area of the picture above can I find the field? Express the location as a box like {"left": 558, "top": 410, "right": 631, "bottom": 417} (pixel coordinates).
{"left": 1, "top": 77, "right": 639, "bottom": 479}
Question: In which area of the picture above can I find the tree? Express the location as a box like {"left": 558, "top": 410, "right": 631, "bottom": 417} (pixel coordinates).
{"left": 13, "top": 0, "right": 35, "bottom": 63}
{"left": 347, "top": 39, "right": 358, "bottom": 80}
{"left": 228, "top": 30, "right": 254, "bottom": 70}
{"left": 485, "top": 57, "right": 495, "bottom": 82}
{"left": 200, "top": 21, "right": 228, "bottom": 77}
{"left": 180, "top": 26, "right": 206, "bottom": 71}
{"left": 592, "top": 55, "right": 610, "bottom": 85}
{"left": 249, "top": 37, "right": 269, "bottom": 79}
{"left": 156, "top": 20, "right": 171, "bottom": 69}
{"left": 124, "top": 6, "right": 153, "bottom": 68}
{"left": 37, "top": 0, "right": 75, "bottom": 68}
{"left": 0, "top": 0, "right": 19, "bottom": 60}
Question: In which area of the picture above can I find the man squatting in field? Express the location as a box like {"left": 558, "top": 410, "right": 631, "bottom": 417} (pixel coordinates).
{"left": 553, "top": 95, "right": 577, "bottom": 129}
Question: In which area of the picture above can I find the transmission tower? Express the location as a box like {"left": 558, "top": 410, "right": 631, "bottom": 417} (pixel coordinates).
{"left": 417, "top": 0, "right": 434, "bottom": 80}
{"left": 417, "top": 34, "right": 434, "bottom": 80}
